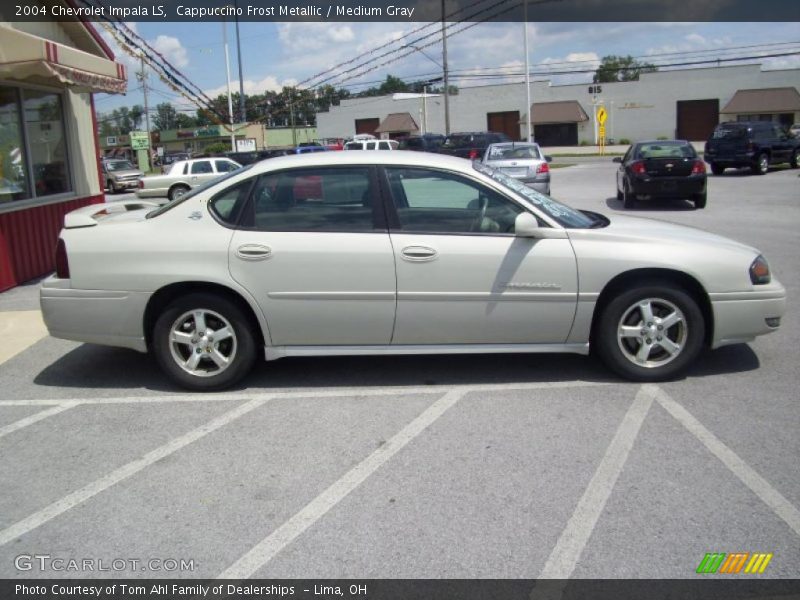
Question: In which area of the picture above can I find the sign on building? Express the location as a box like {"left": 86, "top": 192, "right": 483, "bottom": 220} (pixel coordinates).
{"left": 129, "top": 131, "right": 149, "bottom": 150}
{"left": 236, "top": 138, "right": 257, "bottom": 152}
{"left": 106, "top": 136, "right": 118, "bottom": 146}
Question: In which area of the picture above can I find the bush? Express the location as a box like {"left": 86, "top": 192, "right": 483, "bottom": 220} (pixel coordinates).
{"left": 579, "top": 140, "right": 589, "bottom": 146}
{"left": 203, "top": 142, "right": 230, "bottom": 155}
{"left": 618, "top": 138, "right": 631, "bottom": 145}
{"left": 656, "top": 136, "right": 668, "bottom": 140}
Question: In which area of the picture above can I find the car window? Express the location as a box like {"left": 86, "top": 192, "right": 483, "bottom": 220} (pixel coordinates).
{"left": 365, "top": 142, "right": 376, "bottom": 150}
{"left": 209, "top": 179, "right": 253, "bottom": 225}
{"left": 385, "top": 167, "right": 523, "bottom": 234}
{"left": 106, "top": 160, "right": 135, "bottom": 171}
{"left": 378, "top": 141, "right": 391, "bottom": 150}
{"left": 635, "top": 142, "right": 695, "bottom": 159}
{"left": 402, "top": 138, "right": 422, "bottom": 149}
{"left": 487, "top": 145, "right": 541, "bottom": 160}
{"left": 191, "top": 161, "right": 213, "bottom": 174}
{"left": 712, "top": 125, "right": 748, "bottom": 139}
{"left": 215, "top": 160, "right": 238, "bottom": 173}
{"left": 247, "top": 167, "right": 375, "bottom": 232}
{"left": 344, "top": 142, "right": 362, "bottom": 150}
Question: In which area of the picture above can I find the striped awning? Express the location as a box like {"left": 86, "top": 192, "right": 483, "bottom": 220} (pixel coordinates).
{"left": 0, "top": 26, "right": 127, "bottom": 94}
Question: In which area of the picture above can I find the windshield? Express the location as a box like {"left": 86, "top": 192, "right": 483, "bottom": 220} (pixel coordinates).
{"left": 443, "top": 134, "right": 486, "bottom": 148}
{"left": 472, "top": 162, "right": 595, "bottom": 228}
{"left": 146, "top": 163, "right": 254, "bottom": 219}
{"left": 634, "top": 142, "right": 696, "bottom": 159}
{"left": 106, "top": 160, "right": 135, "bottom": 171}
{"left": 486, "top": 144, "right": 542, "bottom": 160}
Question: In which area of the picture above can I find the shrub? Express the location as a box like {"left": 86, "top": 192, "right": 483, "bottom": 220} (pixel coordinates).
{"left": 619, "top": 138, "right": 631, "bottom": 145}
{"left": 203, "top": 142, "right": 230, "bottom": 155}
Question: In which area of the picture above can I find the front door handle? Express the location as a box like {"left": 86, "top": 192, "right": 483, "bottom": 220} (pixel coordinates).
{"left": 401, "top": 245, "right": 438, "bottom": 262}
{"left": 236, "top": 243, "right": 272, "bottom": 260}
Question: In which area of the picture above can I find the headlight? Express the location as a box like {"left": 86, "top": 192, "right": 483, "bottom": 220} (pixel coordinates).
{"left": 749, "top": 255, "right": 771, "bottom": 285}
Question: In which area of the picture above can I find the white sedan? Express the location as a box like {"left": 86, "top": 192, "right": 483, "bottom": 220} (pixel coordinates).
{"left": 41, "top": 152, "right": 785, "bottom": 390}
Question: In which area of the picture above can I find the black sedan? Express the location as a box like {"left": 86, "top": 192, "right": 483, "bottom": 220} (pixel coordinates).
{"left": 613, "top": 140, "right": 707, "bottom": 209}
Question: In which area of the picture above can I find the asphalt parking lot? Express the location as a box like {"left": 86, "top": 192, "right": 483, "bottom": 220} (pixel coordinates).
{"left": 0, "top": 159, "right": 798, "bottom": 580}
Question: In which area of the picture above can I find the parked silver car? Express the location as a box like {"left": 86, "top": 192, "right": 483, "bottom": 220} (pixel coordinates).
{"left": 136, "top": 157, "right": 241, "bottom": 201}
{"left": 482, "top": 142, "right": 552, "bottom": 195}
{"left": 42, "top": 151, "right": 785, "bottom": 391}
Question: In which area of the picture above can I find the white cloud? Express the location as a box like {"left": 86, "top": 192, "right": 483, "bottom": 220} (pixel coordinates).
{"left": 151, "top": 35, "right": 189, "bottom": 68}
{"left": 204, "top": 75, "right": 298, "bottom": 99}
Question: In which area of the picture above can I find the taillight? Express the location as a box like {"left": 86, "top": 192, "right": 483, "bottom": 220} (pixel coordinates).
{"left": 138, "top": 179, "right": 144, "bottom": 188}
{"left": 468, "top": 149, "right": 479, "bottom": 160}
{"left": 630, "top": 160, "right": 647, "bottom": 175}
{"left": 55, "top": 238, "right": 70, "bottom": 279}
{"left": 691, "top": 160, "right": 706, "bottom": 175}
{"left": 536, "top": 162, "right": 550, "bottom": 174}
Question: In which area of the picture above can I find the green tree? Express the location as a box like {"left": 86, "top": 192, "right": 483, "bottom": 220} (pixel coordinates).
{"left": 152, "top": 102, "right": 179, "bottom": 131}
{"left": 593, "top": 55, "right": 657, "bottom": 83}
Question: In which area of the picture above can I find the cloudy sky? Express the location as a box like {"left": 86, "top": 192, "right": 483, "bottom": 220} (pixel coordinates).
{"left": 94, "top": 21, "right": 800, "bottom": 115}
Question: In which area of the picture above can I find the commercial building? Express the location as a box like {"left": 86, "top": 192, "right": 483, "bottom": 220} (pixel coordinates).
{"left": 0, "top": 15, "right": 127, "bottom": 291}
{"left": 317, "top": 64, "right": 800, "bottom": 145}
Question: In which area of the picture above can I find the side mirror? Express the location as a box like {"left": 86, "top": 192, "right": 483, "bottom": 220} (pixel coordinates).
{"left": 612, "top": 157, "right": 623, "bottom": 163}
{"left": 544, "top": 155, "right": 553, "bottom": 163}
{"left": 514, "top": 212, "right": 540, "bottom": 237}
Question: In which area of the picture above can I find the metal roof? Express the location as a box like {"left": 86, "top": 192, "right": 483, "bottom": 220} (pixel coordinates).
{"left": 721, "top": 87, "right": 800, "bottom": 114}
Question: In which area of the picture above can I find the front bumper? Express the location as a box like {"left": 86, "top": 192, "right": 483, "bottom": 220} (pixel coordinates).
{"left": 709, "top": 281, "right": 786, "bottom": 348}
{"left": 629, "top": 175, "right": 705, "bottom": 199}
{"left": 113, "top": 179, "right": 140, "bottom": 190}
{"left": 40, "top": 277, "right": 150, "bottom": 352}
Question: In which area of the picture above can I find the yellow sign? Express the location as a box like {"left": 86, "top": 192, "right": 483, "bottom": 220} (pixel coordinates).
{"left": 597, "top": 107, "right": 607, "bottom": 125}
{"left": 599, "top": 125, "right": 606, "bottom": 137}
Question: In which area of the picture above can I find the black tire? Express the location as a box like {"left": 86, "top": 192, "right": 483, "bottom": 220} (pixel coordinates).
{"left": 152, "top": 293, "right": 257, "bottom": 391}
{"left": 710, "top": 163, "right": 724, "bottom": 176}
{"left": 107, "top": 180, "right": 118, "bottom": 194}
{"left": 594, "top": 283, "right": 705, "bottom": 382}
{"left": 616, "top": 187, "right": 623, "bottom": 201}
{"left": 752, "top": 153, "right": 769, "bottom": 175}
{"left": 693, "top": 192, "right": 707, "bottom": 209}
{"left": 791, "top": 149, "right": 799, "bottom": 169}
{"left": 169, "top": 184, "right": 190, "bottom": 201}
{"left": 622, "top": 179, "right": 635, "bottom": 209}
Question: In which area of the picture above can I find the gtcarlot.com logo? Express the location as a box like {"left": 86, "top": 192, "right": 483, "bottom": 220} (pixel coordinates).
{"left": 696, "top": 552, "right": 773, "bottom": 574}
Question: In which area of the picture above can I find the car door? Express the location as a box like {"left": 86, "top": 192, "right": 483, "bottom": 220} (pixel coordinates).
{"left": 383, "top": 166, "right": 578, "bottom": 345}
{"left": 227, "top": 165, "right": 396, "bottom": 346}
{"left": 770, "top": 125, "right": 791, "bottom": 162}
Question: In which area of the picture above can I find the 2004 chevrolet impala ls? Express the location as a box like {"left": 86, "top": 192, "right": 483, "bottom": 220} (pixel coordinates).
{"left": 41, "top": 152, "right": 785, "bottom": 390}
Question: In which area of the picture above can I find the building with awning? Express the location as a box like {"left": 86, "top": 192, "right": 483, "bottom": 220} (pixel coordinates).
{"left": 522, "top": 101, "right": 590, "bottom": 146}
{"left": 374, "top": 112, "right": 419, "bottom": 139}
{"left": 317, "top": 63, "right": 798, "bottom": 147}
{"left": 0, "top": 15, "right": 127, "bottom": 291}
{"left": 720, "top": 87, "right": 800, "bottom": 128}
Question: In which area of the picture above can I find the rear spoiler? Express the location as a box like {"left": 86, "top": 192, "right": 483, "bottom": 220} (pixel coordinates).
{"left": 64, "top": 200, "right": 160, "bottom": 229}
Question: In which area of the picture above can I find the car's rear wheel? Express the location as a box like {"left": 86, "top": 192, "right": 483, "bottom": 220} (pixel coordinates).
{"left": 616, "top": 187, "right": 623, "bottom": 201}
{"left": 595, "top": 284, "right": 705, "bottom": 382}
{"left": 710, "top": 163, "right": 724, "bottom": 176}
{"left": 693, "top": 192, "right": 707, "bottom": 209}
{"left": 169, "top": 184, "right": 190, "bottom": 201}
{"left": 752, "top": 153, "right": 769, "bottom": 175}
{"left": 622, "top": 180, "right": 635, "bottom": 209}
{"left": 152, "top": 293, "right": 257, "bottom": 391}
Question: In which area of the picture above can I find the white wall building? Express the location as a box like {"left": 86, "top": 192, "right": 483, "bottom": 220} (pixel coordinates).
{"left": 317, "top": 63, "right": 800, "bottom": 146}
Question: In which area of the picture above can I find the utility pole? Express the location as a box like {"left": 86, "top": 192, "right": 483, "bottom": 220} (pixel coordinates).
{"left": 441, "top": 0, "right": 450, "bottom": 136}
{"left": 234, "top": 0, "right": 245, "bottom": 123}
{"left": 523, "top": 0, "right": 532, "bottom": 142}
{"left": 222, "top": 20, "right": 236, "bottom": 151}
{"left": 138, "top": 54, "right": 152, "bottom": 168}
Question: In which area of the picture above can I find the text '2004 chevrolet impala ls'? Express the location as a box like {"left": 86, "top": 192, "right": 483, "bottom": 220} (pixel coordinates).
{"left": 41, "top": 152, "right": 785, "bottom": 391}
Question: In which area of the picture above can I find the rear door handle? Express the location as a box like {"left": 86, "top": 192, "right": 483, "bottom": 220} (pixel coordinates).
{"left": 236, "top": 243, "right": 272, "bottom": 260}
{"left": 401, "top": 245, "right": 438, "bottom": 262}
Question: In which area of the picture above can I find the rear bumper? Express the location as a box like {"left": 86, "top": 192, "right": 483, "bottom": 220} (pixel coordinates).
{"left": 629, "top": 175, "right": 705, "bottom": 199}
{"left": 135, "top": 187, "right": 168, "bottom": 198}
{"left": 705, "top": 153, "right": 755, "bottom": 168}
{"left": 709, "top": 282, "right": 786, "bottom": 348}
{"left": 39, "top": 277, "right": 150, "bottom": 352}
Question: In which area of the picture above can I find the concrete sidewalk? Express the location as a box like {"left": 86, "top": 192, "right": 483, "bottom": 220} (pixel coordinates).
{"left": 0, "top": 278, "right": 47, "bottom": 366}
{"left": 541, "top": 142, "right": 705, "bottom": 156}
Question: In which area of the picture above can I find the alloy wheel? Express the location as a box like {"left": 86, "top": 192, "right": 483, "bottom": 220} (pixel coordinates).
{"left": 168, "top": 309, "right": 237, "bottom": 377}
{"left": 616, "top": 297, "right": 687, "bottom": 368}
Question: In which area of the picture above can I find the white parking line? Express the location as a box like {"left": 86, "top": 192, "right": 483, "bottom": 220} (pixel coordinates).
{"left": 0, "top": 403, "right": 79, "bottom": 440}
{"left": 0, "top": 380, "right": 608, "bottom": 407}
{"left": 655, "top": 387, "right": 800, "bottom": 537}
{"left": 217, "top": 388, "right": 467, "bottom": 579}
{"left": 539, "top": 384, "right": 657, "bottom": 579}
{"left": 0, "top": 397, "right": 272, "bottom": 548}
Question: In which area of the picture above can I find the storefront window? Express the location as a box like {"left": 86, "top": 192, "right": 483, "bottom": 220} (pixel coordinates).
{"left": 0, "top": 85, "right": 71, "bottom": 206}
{"left": 23, "top": 90, "right": 70, "bottom": 197}
{"left": 0, "top": 87, "right": 29, "bottom": 203}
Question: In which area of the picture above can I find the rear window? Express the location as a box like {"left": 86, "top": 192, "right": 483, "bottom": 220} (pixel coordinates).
{"left": 487, "top": 145, "right": 542, "bottom": 160}
{"left": 712, "top": 125, "right": 748, "bottom": 139}
{"left": 443, "top": 134, "right": 486, "bottom": 148}
{"left": 635, "top": 142, "right": 696, "bottom": 159}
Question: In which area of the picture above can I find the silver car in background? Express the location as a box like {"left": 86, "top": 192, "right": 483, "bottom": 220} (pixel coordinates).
{"left": 482, "top": 142, "right": 552, "bottom": 195}
{"left": 136, "top": 157, "right": 241, "bottom": 201}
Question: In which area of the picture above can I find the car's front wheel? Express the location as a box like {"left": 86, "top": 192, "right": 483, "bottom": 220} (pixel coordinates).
{"left": 152, "top": 293, "right": 257, "bottom": 391}
{"left": 622, "top": 180, "right": 636, "bottom": 209}
{"left": 791, "top": 149, "right": 799, "bottom": 169}
{"left": 169, "top": 184, "right": 190, "bottom": 201}
{"left": 693, "top": 192, "right": 707, "bottom": 209}
{"left": 595, "top": 284, "right": 705, "bottom": 382}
